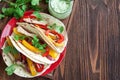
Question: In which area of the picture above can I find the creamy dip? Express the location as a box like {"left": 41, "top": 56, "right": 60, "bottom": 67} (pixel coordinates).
{"left": 49, "top": 0, "right": 73, "bottom": 19}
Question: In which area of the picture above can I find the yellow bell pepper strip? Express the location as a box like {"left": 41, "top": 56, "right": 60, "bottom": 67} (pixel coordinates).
{"left": 13, "top": 28, "right": 23, "bottom": 35}
{"left": 53, "top": 42, "right": 64, "bottom": 47}
{"left": 6, "top": 37, "right": 13, "bottom": 46}
{"left": 49, "top": 34, "right": 56, "bottom": 40}
{"left": 22, "top": 40, "right": 41, "bottom": 53}
{"left": 47, "top": 36, "right": 64, "bottom": 47}
{"left": 49, "top": 49, "right": 58, "bottom": 59}
{"left": 26, "top": 58, "right": 37, "bottom": 76}
{"left": 6, "top": 37, "right": 20, "bottom": 60}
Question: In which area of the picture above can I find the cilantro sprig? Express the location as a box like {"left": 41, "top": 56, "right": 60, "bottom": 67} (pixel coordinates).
{"left": 0, "top": 14, "right": 5, "bottom": 19}
{"left": 48, "top": 23, "right": 64, "bottom": 33}
{"left": 32, "top": 35, "right": 47, "bottom": 52}
{"left": 14, "top": 34, "right": 26, "bottom": 40}
{"left": 31, "top": 0, "right": 42, "bottom": 6}
{"left": 5, "top": 64, "right": 17, "bottom": 75}
{"left": 3, "top": 46, "right": 18, "bottom": 54}
{"left": 33, "top": 11, "right": 43, "bottom": 20}
{"left": 0, "top": 0, "right": 42, "bottom": 19}
{"left": 45, "top": 0, "right": 49, "bottom": 3}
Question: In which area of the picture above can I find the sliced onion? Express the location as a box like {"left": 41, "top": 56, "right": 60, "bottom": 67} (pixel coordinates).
{"left": 46, "top": 55, "right": 55, "bottom": 61}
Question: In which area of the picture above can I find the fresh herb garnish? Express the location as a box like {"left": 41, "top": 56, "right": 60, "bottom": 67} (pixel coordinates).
{"left": 14, "top": 7, "right": 24, "bottom": 19}
{"left": 30, "top": 5, "right": 42, "bottom": 11}
{"left": 45, "top": 0, "right": 49, "bottom": 3}
{"left": 33, "top": 11, "right": 42, "bottom": 20}
{"left": 32, "top": 35, "right": 47, "bottom": 52}
{"left": 48, "top": 23, "right": 64, "bottom": 33}
{"left": 14, "top": 34, "right": 26, "bottom": 40}
{"left": 3, "top": 46, "right": 18, "bottom": 54}
{"left": 0, "top": 14, "right": 5, "bottom": 19}
{"left": 5, "top": 64, "right": 17, "bottom": 75}
{"left": 31, "top": 0, "right": 41, "bottom": 6}
{"left": 0, "top": 0, "right": 43, "bottom": 19}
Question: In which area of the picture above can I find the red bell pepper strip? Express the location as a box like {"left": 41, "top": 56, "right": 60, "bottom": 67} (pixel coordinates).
{"left": 35, "top": 24, "right": 48, "bottom": 30}
{"left": 42, "top": 47, "right": 50, "bottom": 57}
{"left": 45, "top": 30, "right": 50, "bottom": 36}
{"left": 45, "top": 30, "right": 64, "bottom": 43}
{"left": 56, "top": 34, "right": 64, "bottom": 43}
{"left": 35, "top": 63, "right": 44, "bottom": 72}
{"left": 19, "top": 15, "right": 36, "bottom": 22}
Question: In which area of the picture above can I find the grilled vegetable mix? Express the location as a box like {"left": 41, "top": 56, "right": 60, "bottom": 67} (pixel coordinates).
{"left": 13, "top": 27, "right": 58, "bottom": 59}
{"left": 3, "top": 37, "right": 45, "bottom": 76}
{"left": 20, "top": 14, "right": 64, "bottom": 47}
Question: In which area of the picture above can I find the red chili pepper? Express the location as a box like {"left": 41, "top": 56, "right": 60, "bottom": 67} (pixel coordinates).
{"left": 42, "top": 47, "right": 50, "bottom": 57}
{"left": 45, "top": 30, "right": 64, "bottom": 43}
{"left": 19, "top": 15, "right": 36, "bottom": 22}
{"left": 35, "top": 24, "right": 48, "bottom": 30}
{"left": 35, "top": 63, "right": 44, "bottom": 72}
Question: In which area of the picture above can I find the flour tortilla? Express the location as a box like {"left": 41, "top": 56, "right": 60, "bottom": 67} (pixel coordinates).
{"left": 35, "top": 13, "right": 68, "bottom": 53}
{"left": 17, "top": 13, "right": 68, "bottom": 53}
{"left": 2, "top": 41, "right": 50, "bottom": 78}
{"left": 9, "top": 36, "right": 60, "bottom": 64}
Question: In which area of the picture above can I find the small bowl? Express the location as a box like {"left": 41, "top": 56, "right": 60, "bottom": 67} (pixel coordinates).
{"left": 48, "top": 0, "right": 74, "bottom": 19}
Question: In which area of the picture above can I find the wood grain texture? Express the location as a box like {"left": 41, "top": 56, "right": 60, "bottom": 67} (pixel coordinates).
{"left": 0, "top": 0, "right": 120, "bottom": 80}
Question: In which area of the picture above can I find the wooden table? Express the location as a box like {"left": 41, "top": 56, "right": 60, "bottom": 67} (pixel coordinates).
{"left": 0, "top": 0, "right": 120, "bottom": 80}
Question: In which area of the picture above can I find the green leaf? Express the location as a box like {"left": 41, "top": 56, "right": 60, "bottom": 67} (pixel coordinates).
{"left": 21, "top": 5, "right": 27, "bottom": 12}
{"left": 11, "top": 47, "right": 19, "bottom": 54}
{"left": 42, "top": 44, "right": 47, "bottom": 48}
{"left": 45, "top": 0, "right": 49, "bottom": 3}
{"left": 0, "top": 14, "right": 5, "bottom": 19}
{"left": 31, "top": 0, "right": 40, "bottom": 6}
{"left": 56, "top": 26, "right": 64, "bottom": 33}
{"left": 16, "top": 0, "right": 25, "bottom": 4}
{"left": 48, "top": 23, "right": 64, "bottom": 33}
{"left": 33, "top": 11, "right": 42, "bottom": 20}
{"left": 3, "top": 46, "right": 19, "bottom": 54}
{"left": 9, "top": 2, "right": 17, "bottom": 7}
{"left": 2, "top": 7, "right": 14, "bottom": 16}
{"left": 5, "top": 64, "right": 16, "bottom": 75}
{"left": 3, "top": 46, "right": 12, "bottom": 54}
{"left": 30, "top": 5, "right": 42, "bottom": 11}
{"left": 32, "top": 35, "right": 47, "bottom": 52}
{"left": 14, "top": 34, "right": 26, "bottom": 40}
{"left": 14, "top": 7, "right": 24, "bottom": 19}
